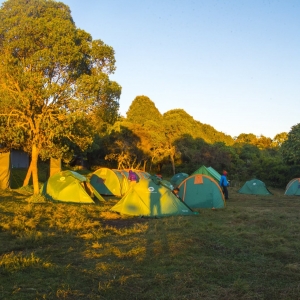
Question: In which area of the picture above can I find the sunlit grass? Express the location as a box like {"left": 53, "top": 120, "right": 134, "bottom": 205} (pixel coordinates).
{"left": 0, "top": 252, "right": 53, "bottom": 274}
{"left": 1, "top": 185, "right": 300, "bottom": 299}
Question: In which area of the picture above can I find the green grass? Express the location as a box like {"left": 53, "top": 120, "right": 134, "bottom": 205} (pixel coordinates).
{"left": 1, "top": 186, "right": 300, "bottom": 299}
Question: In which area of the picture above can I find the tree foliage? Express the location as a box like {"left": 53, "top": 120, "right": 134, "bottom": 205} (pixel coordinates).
{"left": 271, "top": 132, "right": 288, "bottom": 148}
{"left": 281, "top": 124, "right": 300, "bottom": 165}
{"left": 0, "top": 0, "right": 121, "bottom": 193}
{"left": 82, "top": 87, "right": 294, "bottom": 187}
{"left": 126, "top": 95, "right": 162, "bottom": 125}
{"left": 235, "top": 133, "right": 258, "bottom": 145}
{"left": 104, "top": 121, "right": 146, "bottom": 170}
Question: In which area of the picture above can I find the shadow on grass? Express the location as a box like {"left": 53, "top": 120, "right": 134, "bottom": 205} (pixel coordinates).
{"left": 1, "top": 187, "right": 300, "bottom": 299}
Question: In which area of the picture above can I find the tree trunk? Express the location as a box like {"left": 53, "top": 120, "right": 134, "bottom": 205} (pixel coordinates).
{"left": 170, "top": 155, "right": 176, "bottom": 175}
{"left": 157, "top": 163, "right": 162, "bottom": 173}
{"left": 31, "top": 144, "right": 40, "bottom": 194}
{"left": 170, "top": 146, "right": 176, "bottom": 175}
{"left": 23, "top": 159, "right": 33, "bottom": 186}
{"left": 142, "top": 160, "right": 147, "bottom": 172}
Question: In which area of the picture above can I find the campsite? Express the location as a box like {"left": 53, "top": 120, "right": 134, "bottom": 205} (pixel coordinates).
{"left": 1, "top": 167, "right": 300, "bottom": 300}
{"left": 0, "top": 0, "right": 300, "bottom": 299}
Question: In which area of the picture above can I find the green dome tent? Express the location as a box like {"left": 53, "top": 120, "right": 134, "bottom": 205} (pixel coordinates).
{"left": 238, "top": 179, "right": 272, "bottom": 195}
{"left": 178, "top": 174, "right": 225, "bottom": 208}
{"left": 192, "top": 165, "right": 221, "bottom": 183}
{"left": 111, "top": 178, "right": 196, "bottom": 217}
{"left": 160, "top": 179, "right": 174, "bottom": 190}
{"left": 284, "top": 178, "right": 300, "bottom": 195}
{"left": 89, "top": 168, "right": 129, "bottom": 197}
{"left": 41, "top": 170, "right": 105, "bottom": 203}
{"left": 170, "top": 173, "right": 189, "bottom": 187}
{"left": 149, "top": 175, "right": 174, "bottom": 190}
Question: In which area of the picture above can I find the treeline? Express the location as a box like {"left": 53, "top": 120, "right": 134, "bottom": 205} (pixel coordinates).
{"left": 84, "top": 96, "right": 299, "bottom": 189}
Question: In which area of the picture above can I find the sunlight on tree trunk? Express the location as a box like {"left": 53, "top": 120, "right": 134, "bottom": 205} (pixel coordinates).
{"left": 142, "top": 160, "right": 147, "bottom": 172}
{"left": 31, "top": 144, "right": 39, "bottom": 194}
{"left": 23, "top": 159, "right": 33, "bottom": 187}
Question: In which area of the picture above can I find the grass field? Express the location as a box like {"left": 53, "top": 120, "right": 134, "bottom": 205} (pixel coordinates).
{"left": 1, "top": 180, "right": 300, "bottom": 299}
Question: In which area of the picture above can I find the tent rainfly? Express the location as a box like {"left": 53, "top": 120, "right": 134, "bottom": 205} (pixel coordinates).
{"left": 238, "top": 179, "right": 272, "bottom": 195}
{"left": 284, "top": 178, "right": 300, "bottom": 195}
{"left": 89, "top": 168, "right": 129, "bottom": 197}
{"left": 149, "top": 175, "right": 174, "bottom": 190}
{"left": 170, "top": 173, "right": 189, "bottom": 187}
{"left": 192, "top": 165, "right": 221, "bottom": 183}
{"left": 178, "top": 174, "right": 225, "bottom": 209}
{"left": 111, "top": 178, "right": 197, "bottom": 217}
{"left": 41, "top": 170, "right": 105, "bottom": 203}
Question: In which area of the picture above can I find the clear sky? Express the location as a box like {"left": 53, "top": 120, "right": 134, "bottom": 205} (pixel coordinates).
{"left": 2, "top": 0, "right": 300, "bottom": 138}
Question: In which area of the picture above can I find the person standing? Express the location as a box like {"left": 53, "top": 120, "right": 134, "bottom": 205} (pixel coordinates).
{"left": 219, "top": 170, "right": 229, "bottom": 200}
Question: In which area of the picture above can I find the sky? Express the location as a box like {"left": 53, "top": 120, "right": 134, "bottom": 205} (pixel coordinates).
{"left": 2, "top": 0, "right": 300, "bottom": 138}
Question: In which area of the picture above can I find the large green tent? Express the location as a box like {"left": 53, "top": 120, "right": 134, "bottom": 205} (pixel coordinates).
{"left": 0, "top": 152, "right": 10, "bottom": 190}
{"left": 160, "top": 179, "right": 174, "bottom": 190}
{"left": 170, "top": 173, "right": 189, "bottom": 187}
{"left": 238, "top": 179, "right": 272, "bottom": 195}
{"left": 207, "top": 167, "right": 222, "bottom": 182}
{"left": 89, "top": 168, "right": 129, "bottom": 197}
{"left": 149, "top": 175, "right": 174, "bottom": 190}
{"left": 111, "top": 178, "right": 196, "bottom": 217}
{"left": 178, "top": 174, "right": 225, "bottom": 208}
{"left": 41, "top": 170, "right": 105, "bottom": 203}
{"left": 284, "top": 178, "right": 300, "bottom": 195}
{"left": 192, "top": 165, "right": 221, "bottom": 183}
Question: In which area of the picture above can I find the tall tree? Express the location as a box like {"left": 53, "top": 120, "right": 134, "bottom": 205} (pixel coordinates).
{"left": 281, "top": 124, "right": 300, "bottom": 165}
{"left": 197, "top": 122, "right": 234, "bottom": 145}
{"left": 271, "top": 132, "right": 288, "bottom": 148}
{"left": 163, "top": 109, "right": 198, "bottom": 174}
{"left": 235, "top": 133, "right": 258, "bottom": 145}
{"left": 126, "top": 95, "right": 162, "bottom": 125}
{"left": 255, "top": 135, "right": 272, "bottom": 150}
{"left": 0, "top": 0, "right": 121, "bottom": 194}
{"left": 125, "top": 96, "right": 167, "bottom": 171}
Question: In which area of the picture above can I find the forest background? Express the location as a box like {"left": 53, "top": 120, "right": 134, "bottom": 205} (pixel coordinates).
{"left": 0, "top": 0, "right": 300, "bottom": 193}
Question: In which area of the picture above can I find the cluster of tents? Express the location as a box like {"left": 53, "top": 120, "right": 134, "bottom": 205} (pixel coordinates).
{"left": 40, "top": 165, "right": 231, "bottom": 217}
{"left": 41, "top": 168, "right": 150, "bottom": 202}
{"left": 2, "top": 151, "right": 300, "bottom": 218}
{"left": 40, "top": 164, "right": 300, "bottom": 218}
{"left": 41, "top": 166, "right": 227, "bottom": 217}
